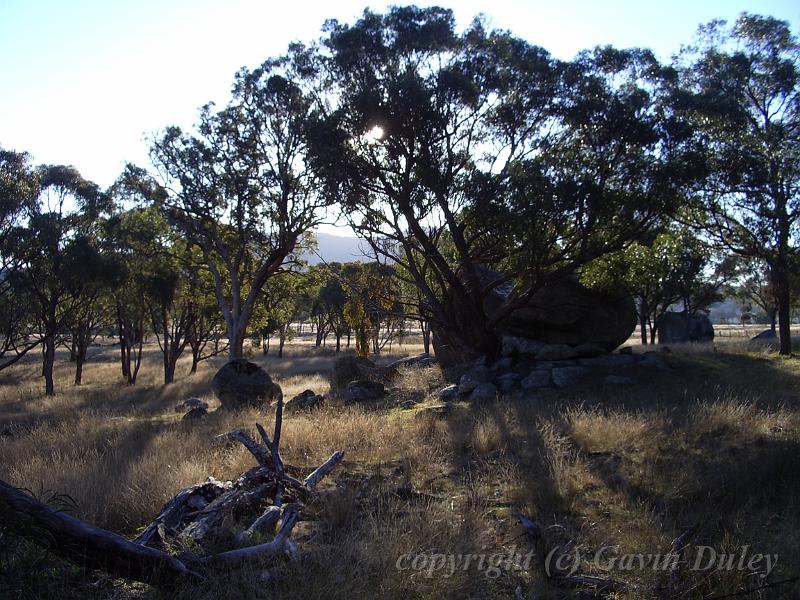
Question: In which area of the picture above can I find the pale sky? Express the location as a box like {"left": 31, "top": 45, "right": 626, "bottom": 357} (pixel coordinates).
{"left": 1, "top": 0, "right": 798, "bottom": 232}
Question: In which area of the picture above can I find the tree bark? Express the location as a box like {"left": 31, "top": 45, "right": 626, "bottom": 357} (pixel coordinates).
{"left": 43, "top": 334, "right": 55, "bottom": 396}
{"left": 639, "top": 298, "right": 649, "bottom": 345}
{"left": 774, "top": 263, "right": 792, "bottom": 355}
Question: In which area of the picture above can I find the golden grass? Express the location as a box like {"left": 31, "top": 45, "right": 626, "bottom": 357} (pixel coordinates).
{"left": 1, "top": 338, "right": 799, "bottom": 598}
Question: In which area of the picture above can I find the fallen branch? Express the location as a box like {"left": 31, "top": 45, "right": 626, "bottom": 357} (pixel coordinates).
{"left": 1, "top": 385, "right": 344, "bottom": 590}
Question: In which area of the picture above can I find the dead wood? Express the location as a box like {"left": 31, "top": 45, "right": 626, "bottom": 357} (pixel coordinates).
{"left": 0, "top": 391, "right": 344, "bottom": 590}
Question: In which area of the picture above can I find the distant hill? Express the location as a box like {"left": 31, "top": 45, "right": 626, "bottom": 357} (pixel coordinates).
{"left": 303, "top": 232, "right": 371, "bottom": 265}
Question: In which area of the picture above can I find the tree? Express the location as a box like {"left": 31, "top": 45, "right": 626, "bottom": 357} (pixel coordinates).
{"left": 258, "top": 271, "right": 307, "bottom": 358}
{"left": 104, "top": 206, "right": 155, "bottom": 385}
{"left": 0, "top": 148, "right": 40, "bottom": 369}
{"left": 307, "top": 7, "right": 693, "bottom": 363}
{"left": 584, "top": 226, "right": 726, "bottom": 343}
{"left": 150, "top": 54, "right": 330, "bottom": 359}
{"left": 10, "top": 166, "right": 117, "bottom": 394}
{"left": 679, "top": 14, "right": 800, "bottom": 354}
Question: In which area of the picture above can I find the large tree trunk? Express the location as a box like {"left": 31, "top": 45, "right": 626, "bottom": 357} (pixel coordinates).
{"left": 774, "top": 264, "right": 792, "bottom": 356}
{"left": 164, "top": 353, "right": 177, "bottom": 385}
{"left": 421, "top": 320, "right": 430, "bottom": 354}
{"left": 228, "top": 318, "right": 246, "bottom": 359}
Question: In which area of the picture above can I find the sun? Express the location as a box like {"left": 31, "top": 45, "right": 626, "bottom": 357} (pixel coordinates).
{"left": 364, "top": 124, "right": 385, "bottom": 142}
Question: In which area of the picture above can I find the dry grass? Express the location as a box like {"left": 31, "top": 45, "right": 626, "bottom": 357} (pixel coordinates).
{"left": 1, "top": 337, "right": 799, "bottom": 599}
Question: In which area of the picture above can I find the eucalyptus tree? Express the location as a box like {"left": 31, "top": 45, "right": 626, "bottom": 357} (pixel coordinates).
{"left": 150, "top": 55, "right": 331, "bottom": 359}
{"left": 678, "top": 14, "right": 800, "bottom": 354}
{"left": 9, "top": 166, "right": 117, "bottom": 394}
{"left": 584, "top": 227, "right": 725, "bottom": 343}
{"left": 307, "top": 7, "right": 692, "bottom": 362}
{"left": 0, "top": 148, "right": 39, "bottom": 369}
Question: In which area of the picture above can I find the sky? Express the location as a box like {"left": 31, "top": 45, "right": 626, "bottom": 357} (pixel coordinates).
{"left": 1, "top": 0, "right": 799, "bottom": 233}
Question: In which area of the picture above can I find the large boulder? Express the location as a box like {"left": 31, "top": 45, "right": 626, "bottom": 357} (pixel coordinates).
{"left": 657, "top": 312, "right": 714, "bottom": 344}
{"left": 496, "top": 279, "right": 637, "bottom": 351}
{"left": 329, "top": 355, "right": 382, "bottom": 397}
{"left": 212, "top": 359, "right": 280, "bottom": 410}
{"left": 431, "top": 272, "right": 636, "bottom": 368}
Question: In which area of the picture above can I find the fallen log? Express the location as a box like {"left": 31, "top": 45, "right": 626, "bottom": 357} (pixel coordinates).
{"left": 0, "top": 393, "right": 344, "bottom": 590}
{"left": 0, "top": 479, "right": 198, "bottom": 589}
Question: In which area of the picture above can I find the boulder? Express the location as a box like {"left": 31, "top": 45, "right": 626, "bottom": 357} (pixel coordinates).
{"left": 211, "top": 360, "right": 279, "bottom": 410}
{"left": 496, "top": 279, "right": 637, "bottom": 352}
{"left": 748, "top": 329, "right": 779, "bottom": 350}
{"left": 521, "top": 370, "right": 551, "bottom": 390}
{"left": 175, "top": 397, "right": 209, "bottom": 413}
{"left": 330, "top": 355, "right": 380, "bottom": 396}
{"left": 285, "top": 389, "right": 325, "bottom": 414}
{"left": 657, "top": 312, "right": 714, "bottom": 344}
{"left": 343, "top": 380, "right": 385, "bottom": 403}
{"left": 551, "top": 366, "right": 590, "bottom": 388}
{"left": 431, "top": 272, "right": 637, "bottom": 368}
{"left": 469, "top": 382, "right": 498, "bottom": 402}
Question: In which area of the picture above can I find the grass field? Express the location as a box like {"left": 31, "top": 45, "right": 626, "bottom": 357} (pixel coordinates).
{"left": 1, "top": 336, "right": 799, "bottom": 599}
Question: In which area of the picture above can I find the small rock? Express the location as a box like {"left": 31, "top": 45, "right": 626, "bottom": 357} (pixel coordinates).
{"left": 501, "top": 335, "right": 545, "bottom": 357}
{"left": 285, "top": 389, "right": 325, "bottom": 414}
{"left": 494, "top": 372, "right": 520, "bottom": 393}
{"left": 638, "top": 354, "right": 669, "bottom": 370}
{"left": 415, "top": 404, "right": 453, "bottom": 419}
{"left": 175, "top": 397, "right": 209, "bottom": 413}
{"left": 618, "top": 346, "right": 634, "bottom": 355}
{"left": 521, "top": 370, "right": 551, "bottom": 389}
{"left": 458, "top": 366, "right": 490, "bottom": 395}
{"left": 469, "top": 382, "right": 498, "bottom": 402}
{"left": 330, "top": 355, "right": 379, "bottom": 396}
{"left": 438, "top": 385, "right": 459, "bottom": 401}
{"left": 491, "top": 357, "right": 514, "bottom": 371}
{"left": 343, "top": 380, "right": 385, "bottom": 403}
{"left": 604, "top": 375, "right": 633, "bottom": 385}
{"left": 536, "top": 344, "right": 578, "bottom": 361}
{"left": 551, "top": 366, "right": 590, "bottom": 387}
{"left": 531, "top": 361, "right": 554, "bottom": 370}
{"left": 182, "top": 406, "right": 208, "bottom": 420}
{"left": 384, "top": 353, "right": 438, "bottom": 370}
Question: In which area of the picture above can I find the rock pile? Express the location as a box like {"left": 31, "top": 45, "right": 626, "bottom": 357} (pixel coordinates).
{"left": 442, "top": 347, "right": 669, "bottom": 401}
